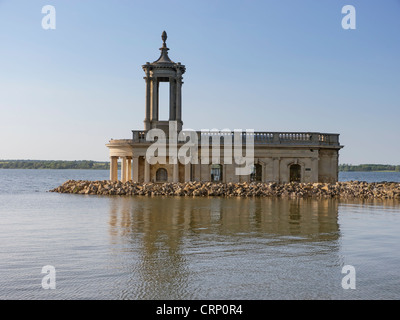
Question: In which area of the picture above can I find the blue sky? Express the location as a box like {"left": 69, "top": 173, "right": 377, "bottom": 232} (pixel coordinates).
{"left": 0, "top": 0, "right": 399, "bottom": 164}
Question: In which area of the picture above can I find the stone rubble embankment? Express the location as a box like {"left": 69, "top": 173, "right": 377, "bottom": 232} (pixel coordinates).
{"left": 49, "top": 180, "right": 400, "bottom": 199}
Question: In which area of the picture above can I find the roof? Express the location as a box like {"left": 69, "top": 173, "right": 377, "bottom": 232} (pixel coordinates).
{"left": 142, "top": 31, "right": 186, "bottom": 74}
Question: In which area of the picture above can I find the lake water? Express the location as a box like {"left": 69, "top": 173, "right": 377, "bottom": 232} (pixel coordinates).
{"left": 0, "top": 169, "right": 399, "bottom": 300}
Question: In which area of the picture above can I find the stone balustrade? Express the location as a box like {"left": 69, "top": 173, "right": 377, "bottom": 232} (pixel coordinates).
{"left": 129, "top": 130, "right": 340, "bottom": 146}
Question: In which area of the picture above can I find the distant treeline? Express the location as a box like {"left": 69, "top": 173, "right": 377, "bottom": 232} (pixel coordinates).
{"left": 0, "top": 160, "right": 111, "bottom": 170}
{"left": 1, "top": 160, "right": 399, "bottom": 172}
{"left": 339, "top": 164, "right": 400, "bottom": 172}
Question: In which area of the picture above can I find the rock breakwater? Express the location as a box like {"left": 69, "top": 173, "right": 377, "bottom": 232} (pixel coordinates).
{"left": 49, "top": 180, "right": 400, "bottom": 199}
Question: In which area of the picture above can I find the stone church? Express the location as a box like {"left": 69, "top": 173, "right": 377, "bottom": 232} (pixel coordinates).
{"left": 106, "top": 32, "right": 343, "bottom": 184}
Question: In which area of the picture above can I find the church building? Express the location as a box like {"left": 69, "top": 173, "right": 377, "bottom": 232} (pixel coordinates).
{"left": 106, "top": 32, "right": 343, "bottom": 184}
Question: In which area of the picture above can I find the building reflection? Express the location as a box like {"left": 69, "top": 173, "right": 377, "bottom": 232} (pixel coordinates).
{"left": 109, "top": 197, "right": 340, "bottom": 239}
{"left": 107, "top": 196, "right": 341, "bottom": 298}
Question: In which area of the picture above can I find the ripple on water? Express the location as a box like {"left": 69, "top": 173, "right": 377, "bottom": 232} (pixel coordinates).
{"left": 0, "top": 169, "right": 400, "bottom": 299}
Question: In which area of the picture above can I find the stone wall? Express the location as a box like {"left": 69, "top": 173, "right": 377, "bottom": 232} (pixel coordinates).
{"left": 318, "top": 149, "right": 339, "bottom": 183}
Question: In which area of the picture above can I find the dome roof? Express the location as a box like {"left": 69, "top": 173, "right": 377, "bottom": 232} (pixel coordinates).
{"left": 142, "top": 31, "right": 185, "bottom": 74}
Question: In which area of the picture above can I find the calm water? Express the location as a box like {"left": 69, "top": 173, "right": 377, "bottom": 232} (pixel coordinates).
{"left": 0, "top": 169, "right": 399, "bottom": 300}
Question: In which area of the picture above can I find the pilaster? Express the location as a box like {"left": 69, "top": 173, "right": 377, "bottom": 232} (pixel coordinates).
{"left": 132, "top": 156, "right": 139, "bottom": 182}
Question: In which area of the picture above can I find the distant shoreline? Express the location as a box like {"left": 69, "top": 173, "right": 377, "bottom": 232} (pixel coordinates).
{"left": 339, "top": 164, "right": 400, "bottom": 172}
{"left": 0, "top": 160, "right": 111, "bottom": 170}
{"left": 1, "top": 160, "right": 400, "bottom": 172}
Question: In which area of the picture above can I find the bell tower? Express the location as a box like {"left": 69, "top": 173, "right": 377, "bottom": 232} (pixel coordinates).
{"left": 142, "top": 31, "right": 186, "bottom": 133}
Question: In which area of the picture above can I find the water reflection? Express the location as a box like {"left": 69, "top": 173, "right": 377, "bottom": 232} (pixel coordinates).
{"left": 109, "top": 197, "right": 340, "bottom": 244}
{"left": 107, "top": 196, "right": 341, "bottom": 299}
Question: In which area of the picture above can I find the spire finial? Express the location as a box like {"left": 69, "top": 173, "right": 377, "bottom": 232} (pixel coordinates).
{"left": 161, "top": 31, "right": 167, "bottom": 46}
{"left": 153, "top": 31, "right": 173, "bottom": 63}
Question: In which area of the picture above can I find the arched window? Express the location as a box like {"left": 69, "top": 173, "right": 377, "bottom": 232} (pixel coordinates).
{"left": 210, "top": 165, "right": 222, "bottom": 182}
{"left": 250, "top": 164, "right": 262, "bottom": 182}
{"left": 156, "top": 168, "right": 168, "bottom": 182}
{"left": 290, "top": 164, "right": 301, "bottom": 183}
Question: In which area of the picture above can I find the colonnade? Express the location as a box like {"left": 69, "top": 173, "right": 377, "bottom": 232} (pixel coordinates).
{"left": 110, "top": 156, "right": 138, "bottom": 183}
{"left": 143, "top": 75, "right": 183, "bottom": 131}
{"left": 110, "top": 156, "right": 191, "bottom": 183}
{"left": 109, "top": 156, "right": 321, "bottom": 183}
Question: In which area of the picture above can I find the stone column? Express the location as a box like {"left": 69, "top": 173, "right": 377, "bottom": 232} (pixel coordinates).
{"left": 132, "top": 156, "right": 139, "bottom": 182}
{"left": 114, "top": 158, "right": 119, "bottom": 182}
{"left": 110, "top": 156, "right": 118, "bottom": 182}
{"left": 175, "top": 78, "right": 182, "bottom": 123}
{"left": 127, "top": 157, "right": 132, "bottom": 181}
{"left": 144, "top": 75, "right": 151, "bottom": 130}
{"left": 144, "top": 157, "right": 150, "bottom": 183}
{"left": 169, "top": 77, "right": 176, "bottom": 120}
{"left": 184, "top": 163, "right": 191, "bottom": 182}
{"left": 273, "top": 157, "right": 280, "bottom": 183}
{"left": 262, "top": 162, "right": 267, "bottom": 182}
{"left": 200, "top": 164, "right": 209, "bottom": 181}
{"left": 121, "top": 157, "right": 127, "bottom": 183}
{"left": 173, "top": 161, "right": 179, "bottom": 182}
{"left": 194, "top": 162, "right": 201, "bottom": 181}
{"left": 311, "top": 157, "right": 319, "bottom": 182}
{"left": 151, "top": 78, "right": 158, "bottom": 123}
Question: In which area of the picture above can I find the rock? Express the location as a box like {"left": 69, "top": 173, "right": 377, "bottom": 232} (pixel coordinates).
{"left": 48, "top": 180, "right": 400, "bottom": 200}
{"left": 321, "top": 185, "right": 329, "bottom": 192}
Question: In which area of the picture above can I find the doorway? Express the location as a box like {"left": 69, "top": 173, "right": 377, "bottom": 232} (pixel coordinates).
{"left": 250, "top": 164, "right": 262, "bottom": 182}
{"left": 156, "top": 168, "right": 168, "bottom": 182}
{"left": 289, "top": 164, "right": 301, "bottom": 182}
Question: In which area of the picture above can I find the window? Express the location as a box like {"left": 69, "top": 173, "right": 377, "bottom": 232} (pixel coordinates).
{"left": 210, "top": 165, "right": 222, "bottom": 182}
